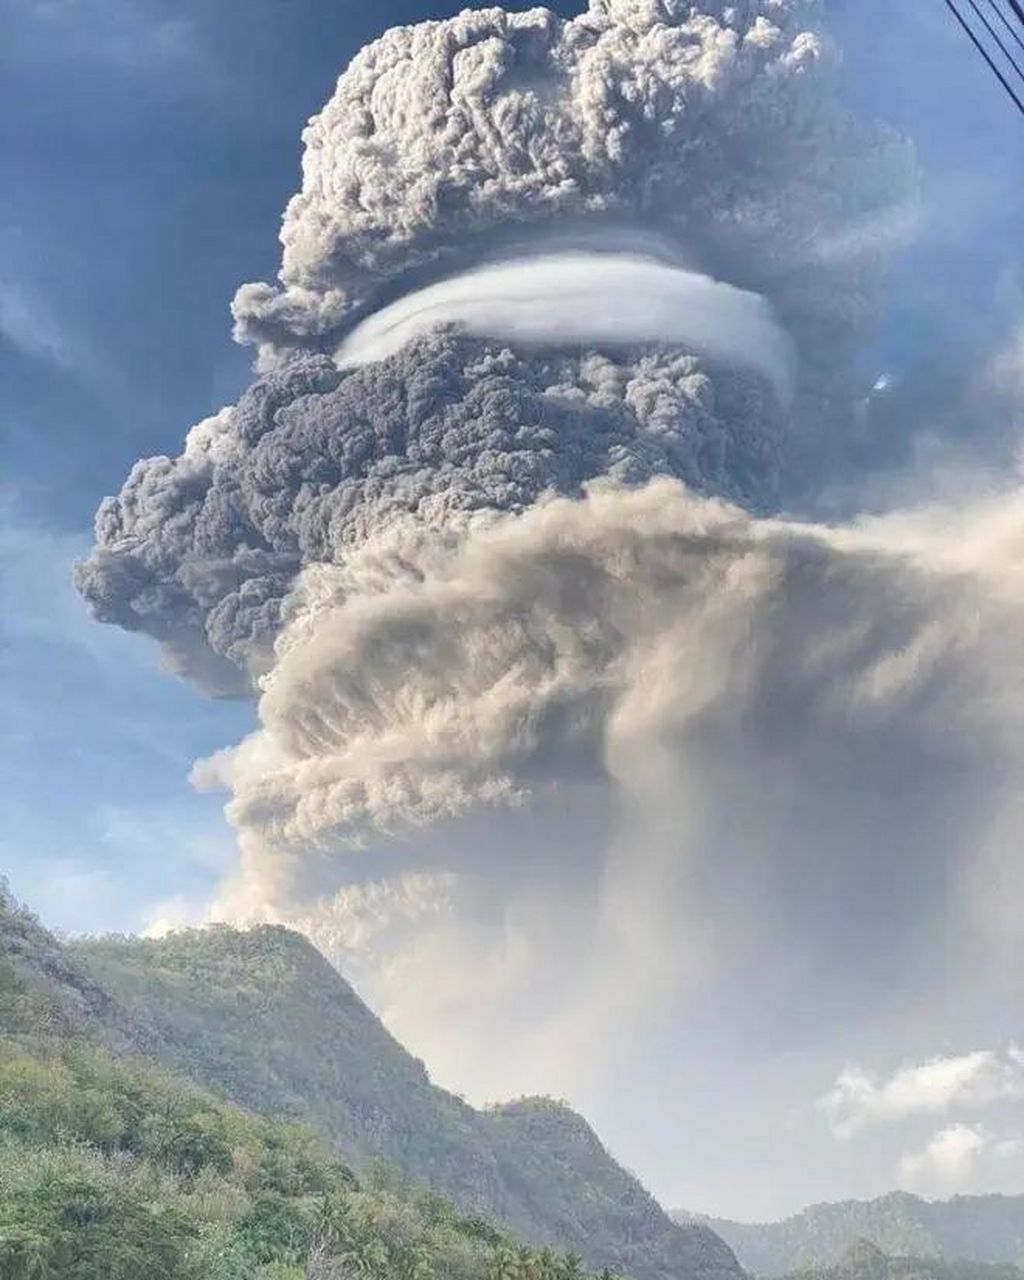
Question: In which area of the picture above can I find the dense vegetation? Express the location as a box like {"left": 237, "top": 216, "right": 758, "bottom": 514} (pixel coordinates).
{"left": 0, "top": 1036, "right": 612, "bottom": 1280}
{"left": 0, "top": 886, "right": 618, "bottom": 1280}
{"left": 70, "top": 924, "right": 740, "bottom": 1280}
{"left": 1, "top": 886, "right": 739, "bottom": 1280}
{"left": 0, "top": 884, "right": 139, "bottom": 1050}
{"left": 677, "top": 1193, "right": 1024, "bottom": 1274}
{"left": 4, "top": 888, "right": 1024, "bottom": 1280}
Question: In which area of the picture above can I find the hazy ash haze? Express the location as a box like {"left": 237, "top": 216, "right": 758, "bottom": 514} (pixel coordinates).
{"left": 6, "top": 0, "right": 1024, "bottom": 1224}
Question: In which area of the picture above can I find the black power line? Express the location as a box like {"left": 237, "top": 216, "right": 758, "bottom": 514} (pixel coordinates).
{"left": 965, "top": 0, "right": 1024, "bottom": 80}
{"left": 1007, "top": 0, "right": 1024, "bottom": 26}
{"left": 943, "top": 0, "right": 1024, "bottom": 115}
{"left": 984, "top": 0, "right": 1024, "bottom": 57}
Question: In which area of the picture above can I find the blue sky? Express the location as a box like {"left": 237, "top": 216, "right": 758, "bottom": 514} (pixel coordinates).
{"left": 1, "top": 0, "right": 1021, "bottom": 930}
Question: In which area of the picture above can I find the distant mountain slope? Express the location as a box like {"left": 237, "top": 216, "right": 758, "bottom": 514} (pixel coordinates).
{"left": 674, "top": 1192, "right": 1024, "bottom": 1274}
{"left": 786, "top": 1237, "right": 1024, "bottom": 1280}
{"left": 68, "top": 924, "right": 741, "bottom": 1280}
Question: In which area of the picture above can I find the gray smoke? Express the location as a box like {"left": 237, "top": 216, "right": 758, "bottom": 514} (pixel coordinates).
{"left": 76, "top": 1, "right": 914, "bottom": 695}
{"left": 76, "top": 331, "right": 786, "bottom": 694}
{"left": 75, "top": 4, "right": 913, "bottom": 697}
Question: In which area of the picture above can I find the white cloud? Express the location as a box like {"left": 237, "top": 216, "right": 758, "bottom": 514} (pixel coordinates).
{"left": 819, "top": 1048, "right": 1024, "bottom": 1138}
{"left": 899, "top": 1124, "right": 1024, "bottom": 1196}
{"left": 143, "top": 894, "right": 210, "bottom": 938}
{"left": 899, "top": 1123, "right": 989, "bottom": 1190}
{"left": 336, "top": 252, "right": 794, "bottom": 405}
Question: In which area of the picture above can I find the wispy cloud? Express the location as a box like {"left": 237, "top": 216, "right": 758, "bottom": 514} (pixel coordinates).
{"left": 0, "top": 798, "right": 236, "bottom": 941}
{"left": 0, "top": 281, "right": 79, "bottom": 370}
{"left": 819, "top": 1048, "right": 1024, "bottom": 1139}
{"left": 0, "top": 494, "right": 249, "bottom": 938}
{"left": 92, "top": 801, "right": 234, "bottom": 877}
{"left": 0, "top": 273, "right": 123, "bottom": 396}
{"left": 0, "top": 492, "right": 143, "bottom": 669}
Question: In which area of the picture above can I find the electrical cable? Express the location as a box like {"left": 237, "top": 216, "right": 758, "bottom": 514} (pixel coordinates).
{"left": 942, "top": 0, "right": 1024, "bottom": 115}
{"left": 983, "top": 0, "right": 1024, "bottom": 58}
{"left": 964, "top": 0, "right": 1024, "bottom": 82}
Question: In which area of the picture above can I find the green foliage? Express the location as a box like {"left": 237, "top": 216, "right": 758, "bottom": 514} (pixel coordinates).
{"left": 4, "top": 887, "right": 730, "bottom": 1280}
{"left": 69, "top": 926, "right": 732, "bottom": 1280}
{"left": 0, "top": 880, "right": 140, "bottom": 1051}
{"left": 0, "top": 1167, "right": 194, "bottom": 1280}
{"left": 0, "top": 1037, "right": 611, "bottom": 1280}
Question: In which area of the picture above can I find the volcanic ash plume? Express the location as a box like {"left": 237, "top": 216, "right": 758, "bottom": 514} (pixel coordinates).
{"left": 76, "top": 0, "right": 913, "bottom": 696}
{"left": 71, "top": 0, "right": 1024, "bottom": 1106}
{"left": 230, "top": 0, "right": 912, "bottom": 367}
{"left": 195, "top": 478, "right": 1024, "bottom": 1094}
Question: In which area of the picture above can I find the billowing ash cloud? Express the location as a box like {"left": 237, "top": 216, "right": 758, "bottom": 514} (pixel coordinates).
{"left": 196, "top": 476, "right": 1024, "bottom": 1115}
{"left": 76, "top": 331, "right": 785, "bottom": 694}
{"left": 75, "top": 0, "right": 913, "bottom": 696}
{"left": 336, "top": 251, "right": 795, "bottom": 401}
{"left": 77, "top": 0, "right": 1017, "bottom": 1198}
{"left": 231, "top": 0, "right": 912, "bottom": 367}
{"left": 200, "top": 478, "right": 1020, "bottom": 863}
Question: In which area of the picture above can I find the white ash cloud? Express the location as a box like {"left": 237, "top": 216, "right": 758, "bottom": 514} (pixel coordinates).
{"left": 899, "top": 1124, "right": 1024, "bottom": 1197}
{"left": 201, "top": 477, "right": 1020, "bottom": 859}
{"left": 74, "top": 0, "right": 1020, "bottom": 1161}
{"left": 336, "top": 251, "right": 795, "bottom": 403}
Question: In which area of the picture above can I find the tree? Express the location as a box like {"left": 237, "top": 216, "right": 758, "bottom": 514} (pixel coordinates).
{"left": 559, "top": 1254, "right": 586, "bottom": 1280}
{"left": 488, "top": 1244, "right": 523, "bottom": 1280}
{"left": 0, "top": 1175, "right": 193, "bottom": 1280}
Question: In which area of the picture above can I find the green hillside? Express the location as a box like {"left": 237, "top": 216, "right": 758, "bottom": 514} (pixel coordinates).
{"left": 0, "top": 1030, "right": 613, "bottom": 1280}
{"left": 1, "top": 886, "right": 740, "bottom": 1280}
{"left": 70, "top": 924, "right": 739, "bottom": 1280}
{"left": 2, "top": 884, "right": 606, "bottom": 1280}
{"left": 0, "top": 884, "right": 140, "bottom": 1051}
{"left": 676, "top": 1192, "right": 1024, "bottom": 1275}
{"left": 785, "top": 1237, "right": 1024, "bottom": 1280}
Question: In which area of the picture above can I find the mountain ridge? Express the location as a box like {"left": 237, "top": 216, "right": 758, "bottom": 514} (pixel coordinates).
{"left": 1, "top": 887, "right": 740, "bottom": 1280}
{"left": 70, "top": 923, "right": 740, "bottom": 1280}
{"left": 674, "top": 1190, "right": 1024, "bottom": 1274}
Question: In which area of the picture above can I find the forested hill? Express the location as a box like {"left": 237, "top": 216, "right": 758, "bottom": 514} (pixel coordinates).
{"left": 674, "top": 1192, "right": 1024, "bottom": 1274}
{"left": 1, "top": 886, "right": 614, "bottom": 1280}
{"left": 1, "top": 887, "right": 740, "bottom": 1280}
{"left": 70, "top": 924, "right": 738, "bottom": 1280}
{"left": 784, "top": 1238, "right": 1024, "bottom": 1280}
